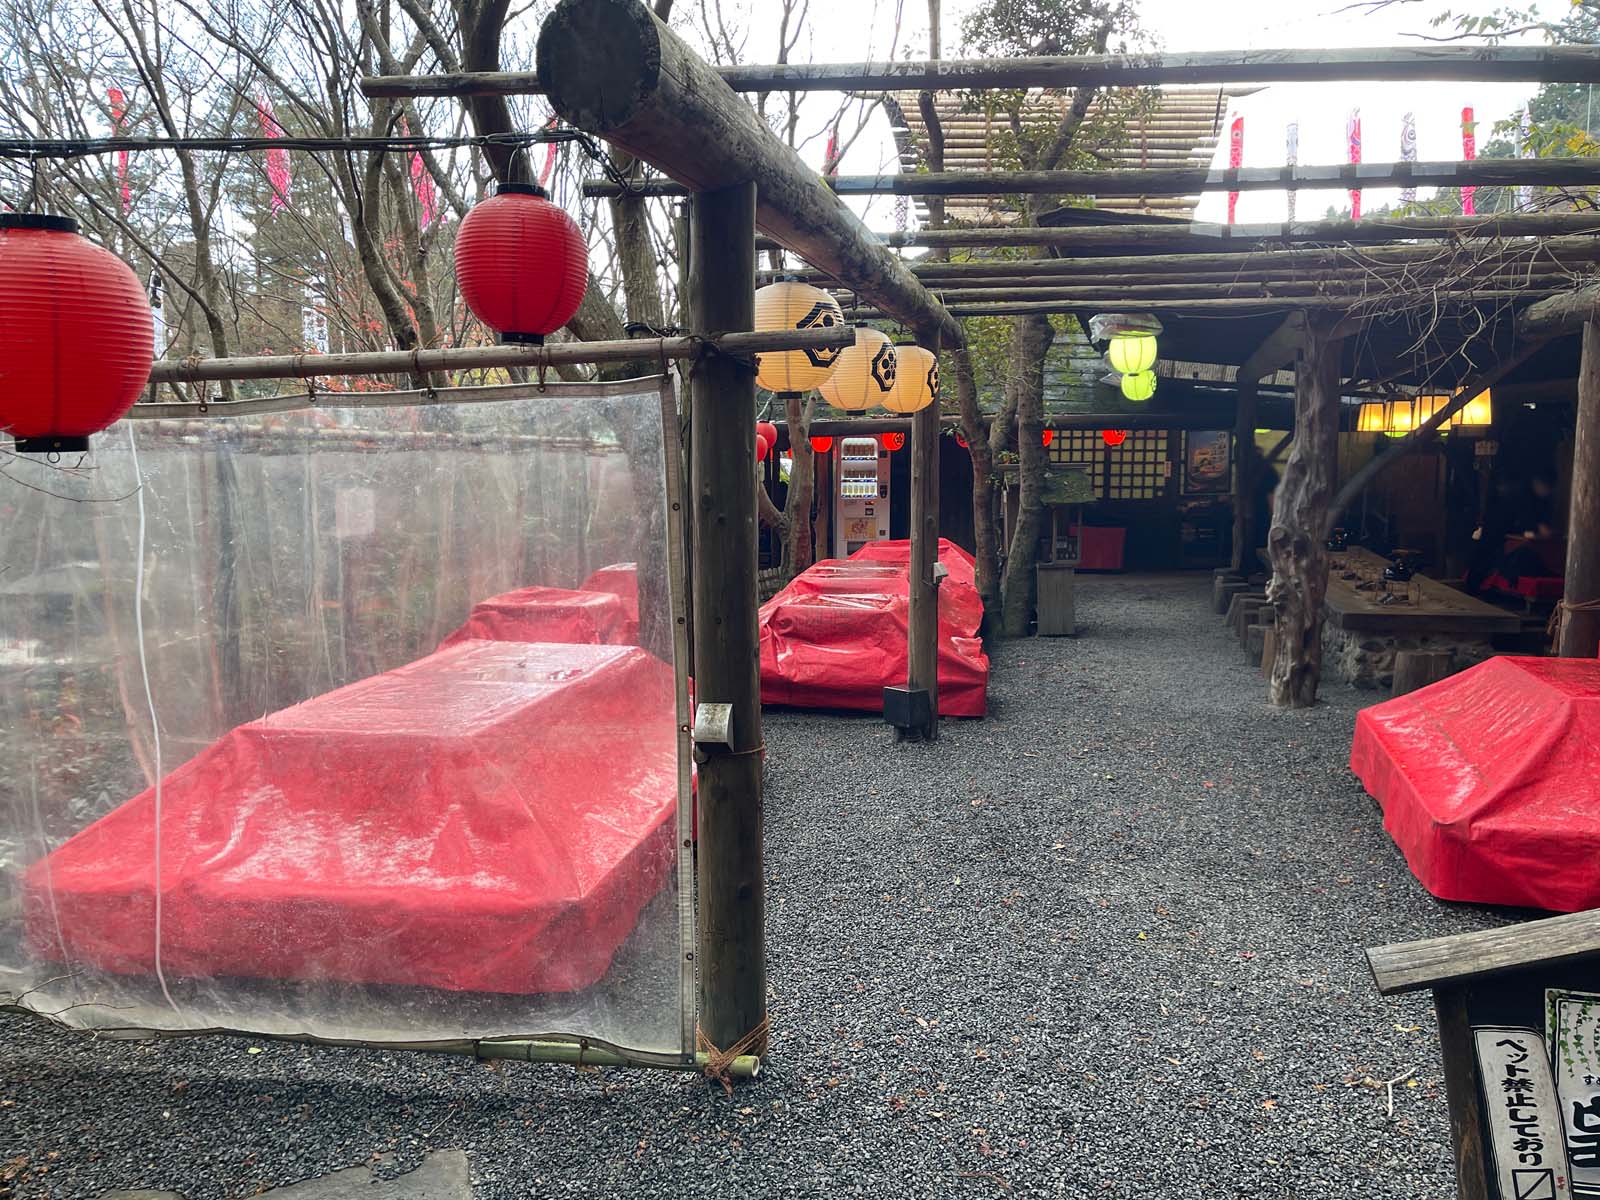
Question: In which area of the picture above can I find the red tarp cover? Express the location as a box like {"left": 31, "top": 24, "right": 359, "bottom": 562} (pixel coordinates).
{"left": 439, "top": 584, "right": 637, "bottom": 649}
{"left": 1350, "top": 655, "right": 1600, "bottom": 912}
{"left": 758, "top": 539, "right": 989, "bottom": 717}
{"left": 25, "top": 640, "right": 677, "bottom": 993}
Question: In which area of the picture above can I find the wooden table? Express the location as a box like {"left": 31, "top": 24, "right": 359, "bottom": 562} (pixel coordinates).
{"left": 1325, "top": 547, "right": 1521, "bottom": 637}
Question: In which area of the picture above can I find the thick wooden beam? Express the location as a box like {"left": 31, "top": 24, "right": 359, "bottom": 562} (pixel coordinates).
{"left": 364, "top": 45, "right": 1600, "bottom": 98}
{"left": 1266, "top": 316, "right": 1345, "bottom": 708}
{"left": 829, "top": 266, "right": 1582, "bottom": 292}
{"left": 758, "top": 212, "right": 1600, "bottom": 255}
{"left": 1521, "top": 283, "right": 1600, "bottom": 335}
{"left": 1562, "top": 321, "right": 1600, "bottom": 658}
{"left": 587, "top": 158, "right": 1600, "bottom": 200}
{"left": 535, "top": 0, "right": 959, "bottom": 346}
{"left": 833, "top": 279, "right": 1577, "bottom": 305}
{"left": 689, "top": 182, "right": 767, "bottom": 1060}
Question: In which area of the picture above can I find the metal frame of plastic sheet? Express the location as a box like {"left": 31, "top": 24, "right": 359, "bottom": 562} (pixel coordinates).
{"left": 0, "top": 376, "right": 696, "bottom": 1071}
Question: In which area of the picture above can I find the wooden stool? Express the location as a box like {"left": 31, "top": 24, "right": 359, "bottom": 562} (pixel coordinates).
{"left": 1230, "top": 595, "right": 1270, "bottom": 643}
{"left": 1392, "top": 650, "right": 1454, "bottom": 696}
{"left": 1214, "top": 579, "right": 1250, "bottom": 616}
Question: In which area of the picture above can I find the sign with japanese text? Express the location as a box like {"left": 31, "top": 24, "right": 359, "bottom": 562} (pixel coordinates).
{"left": 1475, "top": 1026, "right": 1573, "bottom": 1200}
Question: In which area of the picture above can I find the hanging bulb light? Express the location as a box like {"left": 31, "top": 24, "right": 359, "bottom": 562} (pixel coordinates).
{"left": 455, "top": 183, "right": 587, "bottom": 343}
{"left": 753, "top": 280, "right": 846, "bottom": 394}
{"left": 1121, "top": 371, "right": 1157, "bottom": 402}
{"left": 0, "top": 214, "right": 154, "bottom": 453}
{"left": 819, "top": 327, "right": 897, "bottom": 412}
{"left": 883, "top": 344, "right": 938, "bottom": 413}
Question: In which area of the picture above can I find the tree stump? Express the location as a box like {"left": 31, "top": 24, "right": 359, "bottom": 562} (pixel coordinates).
{"left": 1232, "top": 595, "right": 1270, "bottom": 643}
{"left": 1392, "top": 650, "right": 1455, "bottom": 696}
{"left": 1214, "top": 579, "right": 1251, "bottom": 616}
{"left": 1260, "top": 624, "right": 1278, "bottom": 679}
{"left": 1246, "top": 622, "right": 1268, "bottom": 667}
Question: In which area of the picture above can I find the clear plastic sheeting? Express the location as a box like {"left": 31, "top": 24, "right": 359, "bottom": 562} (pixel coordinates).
{"left": 0, "top": 379, "right": 692, "bottom": 1061}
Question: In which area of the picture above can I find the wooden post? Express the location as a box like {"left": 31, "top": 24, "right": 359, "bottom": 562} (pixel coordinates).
{"left": 689, "top": 182, "right": 767, "bottom": 1059}
{"left": 1266, "top": 315, "right": 1344, "bottom": 708}
{"left": 1561, "top": 320, "right": 1600, "bottom": 657}
{"left": 905, "top": 335, "right": 942, "bottom": 740}
{"left": 1392, "top": 650, "right": 1454, "bottom": 696}
{"left": 1231, "top": 377, "right": 1258, "bottom": 573}
{"left": 1434, "top": 984, "right": 1492, "bottom": 1200}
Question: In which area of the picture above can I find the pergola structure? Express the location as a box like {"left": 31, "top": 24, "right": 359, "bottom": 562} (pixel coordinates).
{"left": 361, "top": 1, "right": 1600, "bottom": 1064}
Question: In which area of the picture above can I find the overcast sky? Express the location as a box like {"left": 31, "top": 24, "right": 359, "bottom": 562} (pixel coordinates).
{"left": 699, "top": 0, "right": 1560, "bottom": 227}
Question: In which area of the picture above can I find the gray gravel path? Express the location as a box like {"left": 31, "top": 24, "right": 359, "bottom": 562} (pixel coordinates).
{"left": 1, "top": 573, "right": 1505, "bottom": 1199}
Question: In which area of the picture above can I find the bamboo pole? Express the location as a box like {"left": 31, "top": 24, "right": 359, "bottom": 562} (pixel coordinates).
{"left": 758, "top": 212, "right": 1600, "bottom": 254}
{"left": 1561, "top": 321, "right": 1600, "bottom": 658}
{"left": 586, "top": 159, "right": 1600, "bottom": 199}
{"left": 845, "top": 293, "right": 1536, "bottom": 318}
{"left": 823, "top": 266, "right": 1585, "bottom": 291}
{"left": 834, "top": 279, "right": 1579, "bottom": 305}
{"left": 144, "top": 327, "right": 854, "bottom": 386}
{"left": 688, "top": 181, "right": 768, "bottom": 1062}
{"left": 776, "top": 235, "right": 1600, "bottom": 283}
{"left": 361, "top": 44, "right": 1600, "bottom": 98}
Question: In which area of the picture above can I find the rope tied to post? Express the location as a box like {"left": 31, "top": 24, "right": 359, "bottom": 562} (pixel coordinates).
{"left": 696, "top": 1016, "right": 769, "bottom": 1094}
{"left": 1548, "top": 597, "right": 1600, "bottom": 647}
{"left": 687, "top": 333, "right": 759, "bottom": 382}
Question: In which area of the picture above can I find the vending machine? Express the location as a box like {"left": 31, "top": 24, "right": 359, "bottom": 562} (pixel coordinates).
{"left": 833, "top": 436, "right": 891, "bottom": 557}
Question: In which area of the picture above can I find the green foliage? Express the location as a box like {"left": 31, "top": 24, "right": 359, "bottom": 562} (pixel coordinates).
{"left": 959, "top": 0, "right": 1143, "bottom": 56}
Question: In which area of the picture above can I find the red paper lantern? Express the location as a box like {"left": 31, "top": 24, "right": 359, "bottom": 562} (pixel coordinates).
{"left": 809, "top": 435, "right": 833, "bottom": 453}
{"left": 757, "top": 420, "right": 779, "bottom": 449}
{"left": 1042, "top": 429, "right": 1055, "bottom": 447}
{"left": 954, "top": 431, "right": 969, "bottom": 448}
{"left": 756, "top": 433, "right": 771, "bottom": 462}
{"left": 454, "top": 184, "right": 587, "bottom": 343}
{"left": 880, "top": 431, "right": 905, "bottom": 451}
{"left": 0, "top": 214, "right": 154, "bottom": 453}
{"left": 1102, "top": 429, "right": 1128, "bottom": 447}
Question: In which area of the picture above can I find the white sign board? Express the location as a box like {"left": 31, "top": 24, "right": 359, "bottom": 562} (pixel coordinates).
{"left": 1548, "top": 991, "right": 1600, "bottom": 1199}
{"left": 1475, "top": 1026, "right": 1573, "bottom": 1200}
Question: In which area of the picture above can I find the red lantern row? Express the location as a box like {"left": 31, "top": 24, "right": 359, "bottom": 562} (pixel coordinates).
{"left": 1102, "top": 429, "right": 1129, "bottom": 447}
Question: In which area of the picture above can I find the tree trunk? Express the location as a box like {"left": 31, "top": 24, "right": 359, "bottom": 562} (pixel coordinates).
{"left": 999, "top": 314, "right": 1053, "bottom": 637}
{"left": 953, "top": 345, "right": 1002, "bottom": 628}
{"left": 1266, "top": 317, "right": 1345, "bottom": 708}
{"left": 782, "top": 392, "right": 816, "bottom": 577}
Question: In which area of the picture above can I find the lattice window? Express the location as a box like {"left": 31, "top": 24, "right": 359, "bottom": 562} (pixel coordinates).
{"left": 1106, "top": 430, "right": 1168, "bottom": 500}
{"left": 1045, "top": 428, "right": 1169, "bottom": 500}
{"left": 1048, "top": 429, "right": 1103, "bottom": 495}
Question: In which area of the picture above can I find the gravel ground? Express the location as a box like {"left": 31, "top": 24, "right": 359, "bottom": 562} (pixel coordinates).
{"left": 1, "top": 572, "right": 1508, "bottom": 1199}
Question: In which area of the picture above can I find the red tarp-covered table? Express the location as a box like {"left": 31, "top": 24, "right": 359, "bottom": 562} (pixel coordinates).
{"left": 439, "top": 584, "right": 637, "bottom": 649}
{"left": 24, "top": 640, "right": 678, "bottom": 993}
{"left": 758, "top": 539, "right": 989, "bottom": 717}
{"left": 1350, "top": 655, "right": 1600, "bottom": 912}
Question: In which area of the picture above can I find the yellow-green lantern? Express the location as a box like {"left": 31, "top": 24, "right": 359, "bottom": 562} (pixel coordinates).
{"left": 1121, "top": 370, "right": 1157, "bottom": 402}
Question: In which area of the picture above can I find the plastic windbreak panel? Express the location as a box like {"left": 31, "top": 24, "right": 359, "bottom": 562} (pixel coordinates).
{"left": 0, "top": 379, "right": 693, "bottom": 1062}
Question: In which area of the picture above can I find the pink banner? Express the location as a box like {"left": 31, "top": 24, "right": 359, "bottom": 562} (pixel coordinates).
{"left": 400, "top": 119, "right": 438, "bottom": 229}
{"left": 108, "top": 87, "right": 130, "bottom": 214}
{"left": 257, "top": 97, "right": 291, "bottom": 213}
{"left": 1226, "top": 115, "right": 1243, "bottom": 224}
{"left": 1461, "top": 106, "right": 1477, "bottom": 216}
{"left": 1347, "top": 108, "right": 1362, "bottom": 219}
{"left": 539, "top": 116, "right": 559, "bottom": 189}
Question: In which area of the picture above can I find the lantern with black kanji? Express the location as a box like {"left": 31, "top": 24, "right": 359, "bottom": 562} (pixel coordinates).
{"left": 753, "top": 281, "right": 845, "bottom": 394}
{"left": 883, "top": 344, "right": 938, "bottom": 414}
{"left": 0, "top": 214, "right": 154, "bottom": 453}
{"left": 455, "top": 183, "right": 588, "bottom": 344}
{"left": 819, "top": 327, "right": 896, "bottom": 413}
